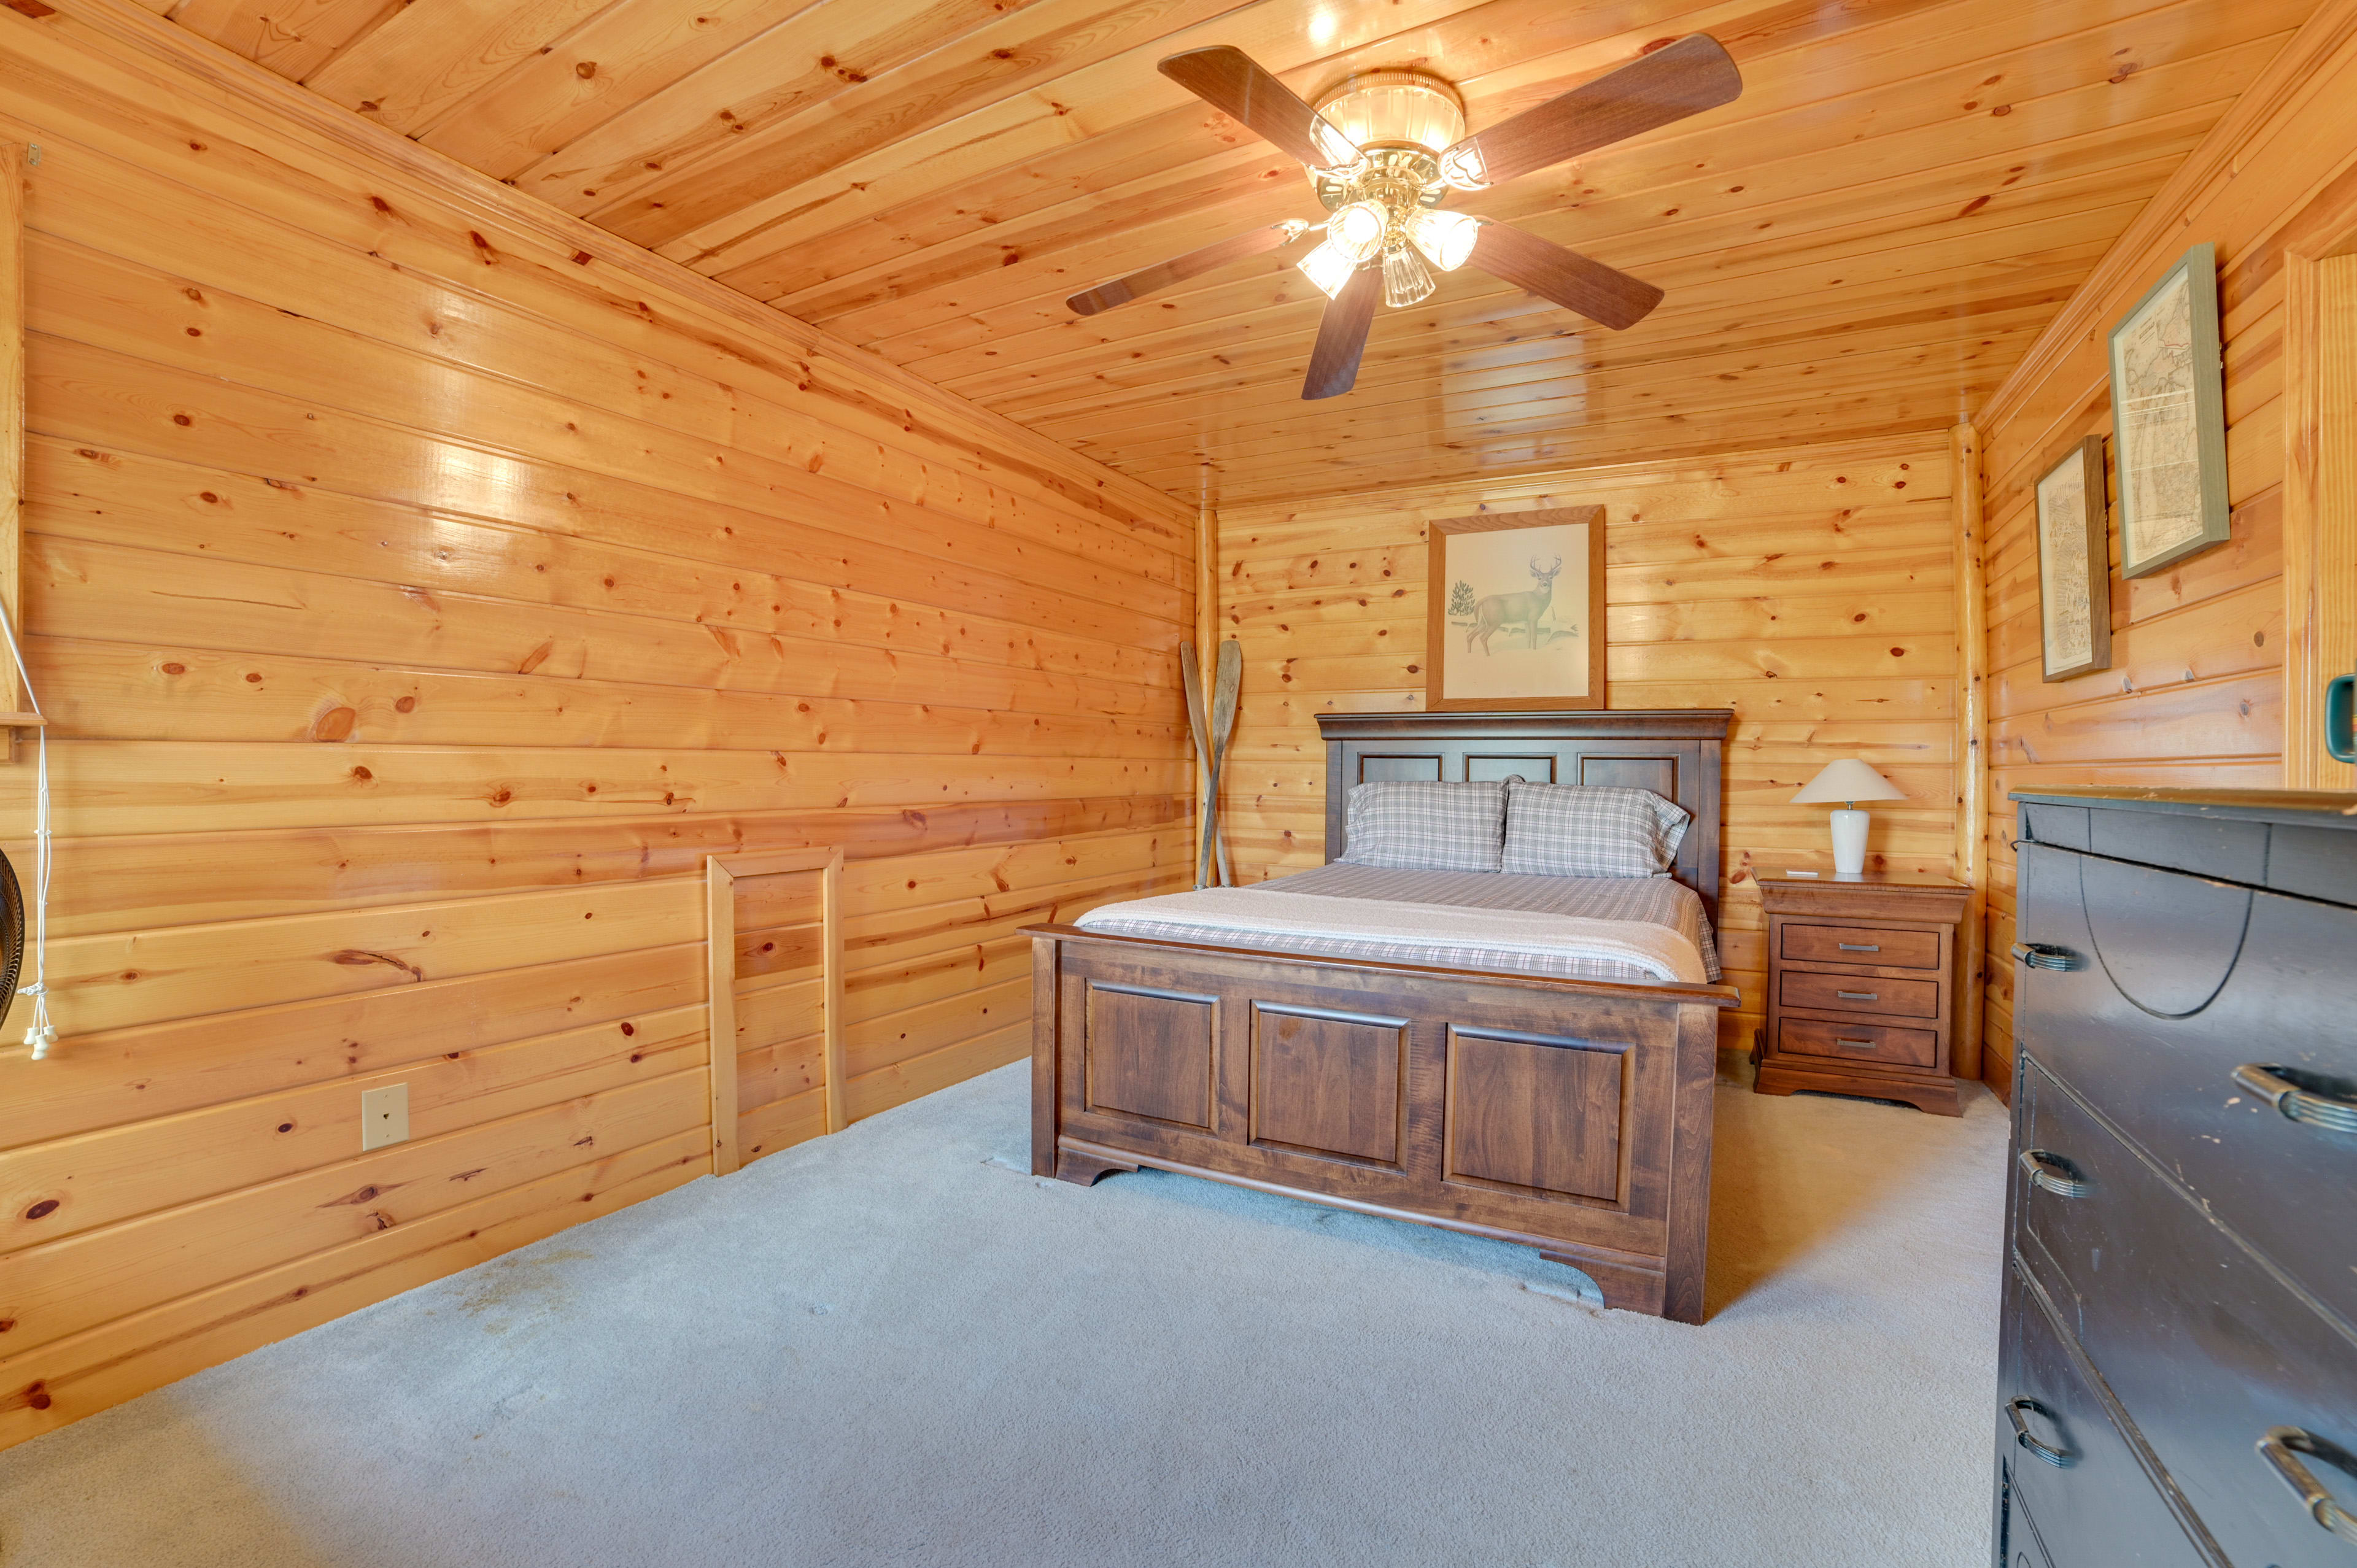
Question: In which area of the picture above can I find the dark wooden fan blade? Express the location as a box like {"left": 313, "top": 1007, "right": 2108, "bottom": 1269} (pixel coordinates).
{"left": 1473, "top": 222, "right": 1664, "bottom": 330}
{"left": 1301, "top": 265, "right": 1380, "bottom": 400}
{"left": 1067, "top": 222, "right": 1304, "bottom": 317}
{"left": 1441, "top": 34, "right": 1740, "bottom": 188}
{"left": 1160, "top": 46, "right": 1361, "bottom": 169}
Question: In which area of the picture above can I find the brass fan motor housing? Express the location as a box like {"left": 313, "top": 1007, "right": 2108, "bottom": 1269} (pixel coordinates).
{"left": 1312, "top": 147, "right": 1447, "bottom": 216}
{"left": 1308, "top": 69, "right": 1465, "bottom": 214}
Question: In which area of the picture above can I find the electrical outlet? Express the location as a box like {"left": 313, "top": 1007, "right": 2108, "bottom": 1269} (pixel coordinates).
{"left": 360, "top": 1083, "right": 409, "bottom": 1151}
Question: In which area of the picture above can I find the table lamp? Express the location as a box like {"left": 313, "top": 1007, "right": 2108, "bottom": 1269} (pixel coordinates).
{"left": 1790, "top": 759, "right": 1906, "bottom": 875}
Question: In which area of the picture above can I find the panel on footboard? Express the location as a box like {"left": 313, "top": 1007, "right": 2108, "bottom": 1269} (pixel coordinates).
{"left": 1445, "top": 1027, "right": 1628, "bottom": 1203}
{"left": 1082, "top": 981, "right": 1218, "bottom": 1130}
{"left": 1249, "top": 1003, "right": 1410, "bottom": 1168}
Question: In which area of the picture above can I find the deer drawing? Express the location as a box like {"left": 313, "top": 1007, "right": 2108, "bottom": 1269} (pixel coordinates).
{"left": 1466, "top": 556, "right": 1565, "bottom": 654}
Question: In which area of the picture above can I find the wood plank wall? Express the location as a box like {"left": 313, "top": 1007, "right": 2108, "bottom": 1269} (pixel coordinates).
{"left": 1213, "top": 431, "right": 1962, "bottom": 1052}
{"left": 0, "top": 9, "right": 1193, "bottom": 1449}
{"left": 1971, "top": 0, "right": 2357, "bottom": 1089}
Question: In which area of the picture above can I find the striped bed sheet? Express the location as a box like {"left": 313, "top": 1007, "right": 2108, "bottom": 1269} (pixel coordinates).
{"left": 1075, "top": 863, "right": 1722, "bottom": 986}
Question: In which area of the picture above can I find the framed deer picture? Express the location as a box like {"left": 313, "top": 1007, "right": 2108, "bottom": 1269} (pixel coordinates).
{"left": 1426, "top": 506, "right": 1609, "bottom": 711}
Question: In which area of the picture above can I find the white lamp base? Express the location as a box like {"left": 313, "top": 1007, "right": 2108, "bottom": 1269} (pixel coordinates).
{"left": 1829, "top": 808, "right": 1870, "bottom": 875}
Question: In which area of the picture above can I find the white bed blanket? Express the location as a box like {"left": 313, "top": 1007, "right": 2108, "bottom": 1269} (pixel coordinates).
{"left": 1074, "top": 887, "right": 1709, "bottom": 984}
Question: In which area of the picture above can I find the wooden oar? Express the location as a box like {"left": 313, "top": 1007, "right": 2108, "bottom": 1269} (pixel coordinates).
{"left": 1208, "top": 639, "right": 1242, "bottom": 887}
{"left": 1180, "top": 643, "right": 1211, "bottom": 888}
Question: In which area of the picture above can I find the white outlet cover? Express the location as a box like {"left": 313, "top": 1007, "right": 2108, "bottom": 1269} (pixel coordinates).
{"left": 360, "top": 1083, "right": 409, "bottom": 1151}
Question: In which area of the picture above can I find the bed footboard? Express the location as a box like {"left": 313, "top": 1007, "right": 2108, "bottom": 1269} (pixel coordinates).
{"left": 1026, "top": 925, "right": 1739, "bottom": 1323}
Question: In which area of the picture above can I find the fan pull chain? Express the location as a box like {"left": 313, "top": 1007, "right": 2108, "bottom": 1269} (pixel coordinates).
{"left": 0, "top": 596, "right": 56, "bottom": 1059}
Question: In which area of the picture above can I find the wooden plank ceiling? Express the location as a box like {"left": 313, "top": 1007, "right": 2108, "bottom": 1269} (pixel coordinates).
{"left": 158, "top": 0, "right": 2315, "bottom": 508}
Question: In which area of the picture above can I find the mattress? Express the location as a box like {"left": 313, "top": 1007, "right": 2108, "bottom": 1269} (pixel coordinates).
{"left": 1075, "top": 863, "right": 1722, "bottom": 986}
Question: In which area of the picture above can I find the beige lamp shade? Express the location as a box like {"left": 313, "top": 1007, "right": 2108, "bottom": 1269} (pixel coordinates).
{"left": 1789, "top": 759, "right": 1906, "bottom": 806}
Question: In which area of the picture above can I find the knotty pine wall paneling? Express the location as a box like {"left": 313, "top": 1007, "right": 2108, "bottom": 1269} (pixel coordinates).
{"left": 1214, "top": 431, "right": 1962, "bottom": 1054}
{"left": 1970, "top": 0, "right": 2357, "bottom": 1092}
{"left": 0, "top": 8, "right": 1193, "bottom": 1449}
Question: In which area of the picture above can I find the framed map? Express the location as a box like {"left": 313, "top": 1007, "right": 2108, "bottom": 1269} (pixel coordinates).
{"left": 2035, "top": 436, "right": 2111, "bottom": 682}
{"left": 2107, "top": 243, "right": 2230, "bottom": 578}
{"left": 1425, "top": 507, "right": 1608, "bottom": 711}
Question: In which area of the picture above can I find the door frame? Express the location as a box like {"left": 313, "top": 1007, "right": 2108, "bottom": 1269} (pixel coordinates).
{"left": 2282, "top": 191, "right": 2357, "bottom": 790}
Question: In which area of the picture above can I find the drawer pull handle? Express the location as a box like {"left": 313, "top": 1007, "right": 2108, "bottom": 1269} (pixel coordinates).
{"left": 2232, "top": 1064, "right": 2357, "bottom": 1137}
{"left": 2005, "top": 1398, "right": 2075, "bottom": 1469}
{"left": 2018, "top": 1148, "right": 2093, "bottom": 1198}
{"left": 2258, "top": 1427, "right": 2357, "bottom": 1545}
{"left": 2011, "top": 942, "right": 2086, "bottom": 972}
{"left": 1835, "top": 990, "right": 1878, "bottom": 1001}
{"left": 1836, "top": 941, "right": 1880, "bottom": 952}
{"left": 1835, "top": 1038, "right": 1876, "bottom": 1050}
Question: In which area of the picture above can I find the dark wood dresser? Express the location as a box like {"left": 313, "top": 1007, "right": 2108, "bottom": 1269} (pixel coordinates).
{"left": 1755, "top": 872, "right": 1968, "bottom": 1116}
{"left": 1997, "top": 787, "right": 2357, "bottom": 1568}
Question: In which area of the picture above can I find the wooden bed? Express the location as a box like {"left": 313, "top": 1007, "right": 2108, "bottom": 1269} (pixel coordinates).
{"left": 1024, "top": 710, "right": 1739, "bottom": 1322}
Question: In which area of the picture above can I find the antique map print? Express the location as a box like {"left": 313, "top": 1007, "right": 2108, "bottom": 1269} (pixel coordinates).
{"left": 2037, "top": 456, "right": 2096, "bottom": 675}
{"left": 2109, "top": 260, "right": 2221, "bottom": 573}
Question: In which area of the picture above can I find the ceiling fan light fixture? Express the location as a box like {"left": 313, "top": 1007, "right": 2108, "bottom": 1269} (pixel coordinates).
{"left": 1298, "top": 240, "right": 1361, "bottom": 300}
{"left": 1382, "top": 242, "right": 1435, "bottom": 307}
{"left": 1328, "top": 200, "right": 1390, "bottom": 265}
{"left": 1407, "top": 209, "right": 1481, "bottom": 271}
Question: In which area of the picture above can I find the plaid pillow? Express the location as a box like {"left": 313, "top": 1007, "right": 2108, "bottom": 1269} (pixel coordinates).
{"left": 1340, "top": 781, "right": 1506, "bottom": 872}
{"left": 1501, "top": 782, "right": 1690, "bottom": 878}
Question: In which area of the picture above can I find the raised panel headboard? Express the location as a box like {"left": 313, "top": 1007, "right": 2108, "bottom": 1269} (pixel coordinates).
{"left": 1316, "top": 709, "right": 1734, "bottom": 927}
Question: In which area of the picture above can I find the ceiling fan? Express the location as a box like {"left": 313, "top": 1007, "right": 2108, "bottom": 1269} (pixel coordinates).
{"left": 1066, "top": 36, "right": 1742, "bottom": 400}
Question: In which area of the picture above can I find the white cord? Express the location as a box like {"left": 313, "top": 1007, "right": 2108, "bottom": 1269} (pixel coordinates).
{"left": 0, "top": 597, "right": 54, "bottom": 1059}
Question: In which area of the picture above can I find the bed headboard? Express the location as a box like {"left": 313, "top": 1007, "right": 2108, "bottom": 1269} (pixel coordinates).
{"left": 1316, "top": 709, "right": 1735, "bottom": 927}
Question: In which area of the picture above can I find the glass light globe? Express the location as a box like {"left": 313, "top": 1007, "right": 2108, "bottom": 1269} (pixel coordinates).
{"left": 1296, "top": 241, "right": 1359, "bottom": 301}
{"left": 1382, "top": 244, "right": 1434, "bottom": 307}
{"left": 1327, "top": 200, "right": 1389, "bottom": 265}
{"left": 1407, "top": 209, "right": 1482, "bottom": 272}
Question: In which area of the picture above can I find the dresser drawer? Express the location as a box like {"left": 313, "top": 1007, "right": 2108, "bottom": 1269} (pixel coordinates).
{"left": 2014, "top": 842, "right": 2357, "bottom": 1325}
{"left": 2016, "top": 1059, "right": 2357, "bottom": 1568}
{"left": 1779, "top": 969, "right": 1940, "bottom": 1019}
{"left": 1775, "top": 1016, "right": 1935, "bottom": 1069}
{"left": 1999, "top": 1260, "right": 2215, "bottom": 1568}
{"left": 1779, "top": 922, "right": 1941, "bottom": 968}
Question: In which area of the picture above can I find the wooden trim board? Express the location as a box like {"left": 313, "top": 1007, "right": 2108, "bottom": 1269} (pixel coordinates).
{"left": 1952, "top": 422, "right": 1989, "bottom": 1084}
{"left": 0, "top": 139, "right": 20, "bottom": 725}
{"left": 2285, "top": 240, "right": 2357, "bottom": 790}
{"left": 705, "top": 846, "right": 845, "bottom": 1176}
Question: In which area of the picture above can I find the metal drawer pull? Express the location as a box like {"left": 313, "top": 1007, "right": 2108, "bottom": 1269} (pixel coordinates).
{"left": 1835, "top": 1038, "right": 1876, "bottom": 1050}
{"left": 2006, "top": 1399, "right": 2075, "bottom": 1469}
{"left": 1836, "top": 941, "right": 1880, "bottom": 952}
{"left": 2011, "top": 942, "right": 2087, "bottom": 972}
{"left": 2232, "top": 1064, "right": 2357, "bottom": 1136}
{"left": 1835, "top": 990, "right": 1878, "bottom": 1001}
{"left": 2258, "top": 1427, "right": 2357, "bottom": 1545}
{"left": 2018, "top": 1148, "right": 2093, "bottom": 1198}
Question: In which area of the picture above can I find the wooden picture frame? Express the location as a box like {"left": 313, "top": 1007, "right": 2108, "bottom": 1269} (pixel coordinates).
{"left": 2034, "top": 436, "right": 2112, "bottom": 682}
{"left": 2108, "top": 242, "right": 2230, "bottom": 579}
{"left": 1425, "top": 506, "right": 1608, "bottom": 711}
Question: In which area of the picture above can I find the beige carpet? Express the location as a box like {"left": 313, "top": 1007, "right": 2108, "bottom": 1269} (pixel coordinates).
{"left": 0, "top": 1057, "right": 2010, "bottom": 1567}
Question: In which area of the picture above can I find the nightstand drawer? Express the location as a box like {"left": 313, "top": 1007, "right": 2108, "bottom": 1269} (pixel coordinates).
{"left": 1780, "top": 922, "right": 1941, "bottom": 969}
{"left": 1780, "top": 970, "right": 1941, "bottom": 1018}
{"left": 1777, "top": 1016, "right": 1937, "bottom": 1068}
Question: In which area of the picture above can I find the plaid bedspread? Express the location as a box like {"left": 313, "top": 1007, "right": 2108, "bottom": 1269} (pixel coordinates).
{"left": 1075, "top": 863, "right": 1722, "bottom": 986}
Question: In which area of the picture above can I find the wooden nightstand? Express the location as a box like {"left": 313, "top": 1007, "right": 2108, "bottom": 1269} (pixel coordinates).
{"left": 1754, "top": 872, "right": 1968, "bottom": 1116}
